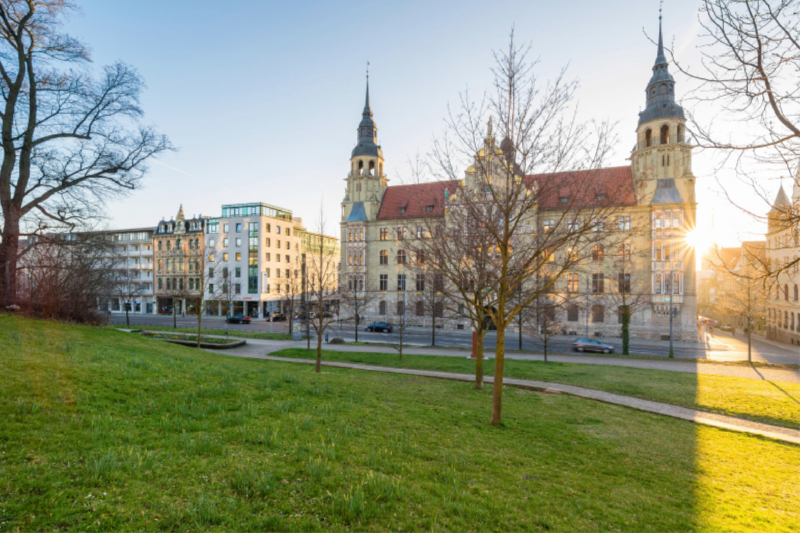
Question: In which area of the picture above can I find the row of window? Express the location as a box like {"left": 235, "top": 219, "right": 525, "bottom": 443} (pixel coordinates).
{"left": 775, "top": 283, "right": 799, "bottom": 301}
{"left": 643, "top": 124, "right": 685, "bottom": 148}
{"left": 207, "top": 222, "right": 291, "bottom": 235}
{"left": 769, "top": 309, "right": 798, "bottom": 331}
{"left": 653, "top": 240, "right": 685, "bottom": 262}
{"left": 156, "top": 238, "right": 201, "bottom": 252}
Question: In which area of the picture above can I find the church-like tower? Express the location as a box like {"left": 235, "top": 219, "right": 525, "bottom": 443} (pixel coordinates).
{"left": 630, "top": 14, "right": 698, "bottom": 339}
{"left": 341, "top": 77, "right": 388, "bottom": 292}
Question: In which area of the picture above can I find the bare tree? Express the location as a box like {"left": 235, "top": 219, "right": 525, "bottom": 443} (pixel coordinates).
{"left": 389, "top": 290, "right": 412, "bottom": 361}
{"left": 338, "top": 278, "right": 378, "bottom": 343}
{"left": 408, "top": 32, "right": 622, "bottom": 424}
{"left": 213, "top": 263, "right": 235, "bottom": 322}
{"left": 0, "top": 1, "right": 172, "bottom": 307}
{"left": 113, "top": 267, "right": 144, "bottom": 327}
{"left": 277, "top": 265, "right": 302, "bottom": 340}
{"left": 408, "top": 269, "right": 448, "bottom": 346}
{"left": 304, "top": 208, "right": 339, "bottom": 372}
{"left": 670, "top": 0, "right": 800, "bottom": 275}
{"left": 191, "top": 246, "right": 227, "bottom": 348}
{"left": 16, "top": 232, "right": 116, "bottom": 323}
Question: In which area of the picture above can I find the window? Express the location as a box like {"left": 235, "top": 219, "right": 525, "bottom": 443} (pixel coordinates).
{"left": 795, "top": 285, "right": 798, "bottom": 301}
{"left": 208, "top": 267, "right": 214, "bottom": 277}
{"left": 379, "top": 250, "right": 388, "bottom": 265}
{"left": 208, "top": 283, "right": 214, "bottom": 293}
{"left": 567, "top": 273, "right": 579, "bottom": 293}
{"left": 426, "top": 206, "right": 433, "bottom": 213}
{"left": 158, "top": 278, "right": 162, "bottom": 290}
{"left": 235, "top": 267, "right": 241, "bottom": 278}
{"left": 285, "top": 254, "right": 290, "bottom": 263}
{"left": 235, "top": 238, "right": 242, "bottom": 247}
{"left": 397, "top": 250, "right": 407, "bottom": 264}
{"left": 286, "top": 228, "right": 291, "bottom": 237}
{"left": 379, "top": 300, "right": 387, "bottom": 315}
{"left": 379, "top": 274, "right": 388, "bottom": 291}
{"left": 285, "top": 269, "right": 290, "bottom": 278}
{"left": 286, "top": 241, "right": 290, "bottom": 250}
{"left": 209, "top": 239, "right": 216, "bottom": 247}
{"left": 223, "top": 253, "right": 229, "bottom": 261}
{"left": 416, "top": 301, "right": 425, "bottom": 316}
{"left": 223, "top": 224, "right": 229, "bottom": 233}
{"left": 380, "top": 228, "right": 388, "bottom": 241}
{"left": 399, "top": 207, "right": 406, "bottom": 214}
{"left": 655, "top": 273, "right": 662, "bottom": 294}
{"left": 157, "top": 241, "right": 162, "bottom": 251}
{"left": 276, "top": 226, "right": 281, "bottom": 235}
{"left": 266, "top": 238, "right": 271, "bottom": 247}
{"left": 592, "top": 273, "right": 604, "bottom": 294}
{"left": 223, "top": 238, "right": 229, "bottom": 247}
{"left": 592, "top": 244, "right": 604, "bottom": 262}
{"left": 276, "top": 269, "right": 281, "bottom": 278}
{"left": 416, "top": 274, "right": 425, "bottom": 291}
{"left": 166, "top": 240, "right": 171, "bottom": 251}
{"left": 236, "top": 253, "right": 242, "bottom": 261}
{"left": 618, "top": 216, "right": 631, "bottom": 231}
{"left": 397, "top": 274, "right": 406, "bottom": 291}
{"left": 397, "top": 301, "right": 405, "bottom": 315}
{"left": 543, "top": 219, "right": 555, "bottom": 233}
{"left": 434, "top": 274, "right": 444, "bottom": 292}
{"left": 397, "top": 228, "right": 406, "bottom": 240}
{"left": 618, "top": 244, "right": 631, "bottom": 261}
{"left": 592, "top": 304, "right": 604, "bottom": 323}
{"left": 434, "top": 302, "right": 444, "bottom": 318}
{"left": 277, "top": 240, "right": 281, "bottom": 249}
{"left": 416, "top": 226, "right": 427, "bottom": 239}
{"left": 618, "top": 273, "right": 631, "bottom": 294}
{"left": 266, "top": 223, "right": 271, "bottom": 232}
{"left": 265, "top": 268, "right": 270, "bottom": 277}
{"left": 660, "top": 124, "right": 669, "bottom": 145}
{"left": 559, "top": 196, "right": 569, "bottom": 204}
{"left": 592, "top": 218, "right": 605, "bottom": 232}
{"left": 235, "top": 283, "right": 241, "bottom": 294}
{"left": 265, "top": 253, "right": 271, "bottom": 261}
{"left": 567, "top": 304, "right": 579, "bottom": 322}
{"left": 645, "top": 129, "right": 652, "bottom": 147}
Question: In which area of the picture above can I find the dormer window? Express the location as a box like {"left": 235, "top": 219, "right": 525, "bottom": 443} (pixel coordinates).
{"left": 399, "top": 206, "right": 406, "bottom": 214}
{"left": 596, "top": 194, "right": 605, "bottom": 202}
{"left": 559, "top": 196, "right": 569, "bottom": 204}
{"left": 425, "top": 206, "right": 433, "bottom": 213}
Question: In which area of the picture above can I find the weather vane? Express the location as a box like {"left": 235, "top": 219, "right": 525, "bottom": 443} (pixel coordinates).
{"left": 367, "top": 61, "right": 369, "bottom": 82}
{"left": 660, "top": 0, "right": 663, "bottom": 20}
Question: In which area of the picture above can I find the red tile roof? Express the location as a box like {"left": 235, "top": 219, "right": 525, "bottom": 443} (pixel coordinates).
{"left": 377, "top": 180, "right": 460, "bottom": 221}
{"left": 375, "top": 166, "right": 637, "bottom": 220}
{"left": 527, "top": 166, "right": 637, "bottom": 210}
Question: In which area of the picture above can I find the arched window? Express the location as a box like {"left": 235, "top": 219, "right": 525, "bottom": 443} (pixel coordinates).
{"left": 176, "top": 238, "right": 182, "bottom": 248}
{"left": 660, "top": 124, "right": 669, "bottom": 145}
{"left": 785, "top": 284, "right": 790, "bottom": 301}
{"left": 785, "top": 311, "right": 789, "bottom": 329}
{"left": 397, "top": 250, "right": 406, "bottom": 264}
{"left": 379, "top": 250, "right": 388, "bottom": 265}
{"left": 369, "top": 161, "right": 375, "bottom": 175}
{"left": 358, "top": 160, "right": 364, "bottom": 174}
{"left": 379, "top": 300, "right": 386, "bottom": 315}
{"left": 379, "top": 228, "right": 388, "bottom": 241}
{"left": 791, "top": 312, "right": 795, "bottom": 331}
{"left": 592, "top": 244, "right": 605, "bottom": 262}
{"left": 677, "top": 125, "right": 684, "bottom": 143}
{"left": 166, "top": 240, "right": 172, "bottom": 251}
{"left": 645, "top": 129, "right": 652, "bottom": 147}
{"left": 794, "top": 284, "right": 798, "bottom": 301}
{"left": 158, "top": 241, "right": 162, "bottom": 251}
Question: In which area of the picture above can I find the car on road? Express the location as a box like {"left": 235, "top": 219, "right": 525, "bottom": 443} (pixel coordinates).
{"left": 573, "top": 338, "right": 615, "bottom": 353}
{"left": 226, "top": 315, "right": 252, "bottom": 324}
{"left": 720, "top": 323, "right": 734, "bottom": 332}
{"left": 270, "top": 314, "right": 287, "bottom": 322}
{"left": 365, "top": 322, "right": 393, "bottom": 333}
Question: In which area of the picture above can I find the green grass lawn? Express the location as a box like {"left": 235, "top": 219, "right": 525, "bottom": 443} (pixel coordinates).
{"left": 109, "top": 323, "right": 292, "bottom": 341}
{"left": 2, "top": 315, "right": 798, "bottom": 532}
{"left": 273, "top": 349, "right": 800, "bottom": 430}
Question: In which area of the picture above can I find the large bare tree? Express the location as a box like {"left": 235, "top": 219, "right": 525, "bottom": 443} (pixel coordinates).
{"left": 409, "top": 32, "right": 622, "bottom": 424}
{"left": 304, "top": 209, "right": 339, "bottom": 372}
{"left": 0, "top": 1, "right": 172, "bottom": 307}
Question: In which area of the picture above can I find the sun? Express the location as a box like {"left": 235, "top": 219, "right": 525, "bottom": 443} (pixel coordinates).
{"left": 685, "top": 227, "right": 713, "bottom": 255}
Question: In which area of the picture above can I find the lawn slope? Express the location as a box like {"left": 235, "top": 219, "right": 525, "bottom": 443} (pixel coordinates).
{"left": 1, "top": 315, "right": 797, "bottom": 532}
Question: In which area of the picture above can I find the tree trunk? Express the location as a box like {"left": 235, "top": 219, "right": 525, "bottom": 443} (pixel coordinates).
{"left": 355, "top": 313, "right": 359, "bottom": 343}
{"left": 316, "top": 327, "right": 322, "bottom": 373}
{"left": 197, "top": 299, "right": 203, "bottom": 349}
{"left": 431, "top": 314, "right": 436, "bottom": 346}
{"left": 491, "top": 325, "right": 506, "bottom": 425}
{"left": 125, "top": 306, "right": 130, "bottom": 326}
{"left": 0, "top": 218, "right": 20, "bottom": 307}
{"left": 543, "top": 333, "right": 548, "bottom": 363}
{"left": 621, "top": 304, "right": 630, "bottom": 355}
{"left": 173, "top": 304, "right": 176, "bottom": 329}
{"left": 475, "top": 326, "right": 485, "bottom": 389}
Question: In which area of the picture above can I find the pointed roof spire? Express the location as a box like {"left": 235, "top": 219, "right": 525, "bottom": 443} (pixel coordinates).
{"left": 177, "top": 204, "right": 185, "bottom": 220}
{"left": 363, "top": 62, "right": 372, "bottom": 116}
{"left": 654, "top": 2, "right": 668, "bottom": 67}
{"left": 770, "top": 186, "right": 790, "bottom": 213}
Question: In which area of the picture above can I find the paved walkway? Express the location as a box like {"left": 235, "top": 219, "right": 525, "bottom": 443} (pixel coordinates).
{"left": 193, "top": 335, "right": 800, "bottom": 383}
{"left": 259, "top": 355, "right": 800, "bottom": 445}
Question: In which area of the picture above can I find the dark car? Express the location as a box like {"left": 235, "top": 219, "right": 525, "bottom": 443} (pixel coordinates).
{"left": 366, "top": 322, "right": 393, "bottom": 333}
{"left": 270, "top": 314, "right": 287, "bottom": 322}
{"left": 573, "top": 338, "right": 615, "bottom": 353}
{"left": 322, "top": 311, "right": 334, "bottom": 318}
{"left": 226, "top": 315, "right": 251, "bottom": 324}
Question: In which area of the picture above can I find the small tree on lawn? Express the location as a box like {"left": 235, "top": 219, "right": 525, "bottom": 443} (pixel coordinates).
{"left": 278, "top": 266, "right": 303, "bottom": 339}
{"left": 389, "top": 291, "right": 412, "bottom": 361}
{"left": 339, "top": 277, "right": 379, "bottom": 342}
{"left": 113, "top": 267, "right": 144, "bottom": 327}
{"left": 305, "top": 209, "right": 340, "bottom": 372}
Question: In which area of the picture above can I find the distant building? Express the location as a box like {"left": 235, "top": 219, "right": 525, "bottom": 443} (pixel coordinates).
{"left": 106, "top": 228, "right": 156, "bottom": 315}
{"left": 765, "top": 182, "right": 800, "bottom": 345}
{"left": 153, "top": 206, "right": 207, "bottom": 315}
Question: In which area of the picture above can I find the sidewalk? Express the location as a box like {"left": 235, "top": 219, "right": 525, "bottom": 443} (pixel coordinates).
{"left": 260, "top": 355, "right": 800, "bottom": 446}
{"left": 190, "top": 334, "right": 800, "bottom": 383}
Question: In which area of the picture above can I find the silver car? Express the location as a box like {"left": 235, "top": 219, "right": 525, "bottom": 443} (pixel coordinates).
{"left": 573, "top": 338, "right": 615, "bottom": 354}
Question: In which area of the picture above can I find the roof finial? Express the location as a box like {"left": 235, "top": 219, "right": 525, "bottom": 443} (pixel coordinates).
{"left": 365, "top": 61, "right": 370, "bottom": 111}
{"left": 487, "top": 116, "right": 493, "bottom": 137}
{"left": 654, "top": 0, "right": 667, "bottom": 67}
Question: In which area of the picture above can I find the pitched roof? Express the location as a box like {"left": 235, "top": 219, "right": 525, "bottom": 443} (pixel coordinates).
{"left": 345, "top": 202, "right": 368, "bottom": 222}
{"left": 377, "top": 180, "right": 460, "bottom": 221}
{"left": 527, "top": 166, "right": 638, "bottom": 210}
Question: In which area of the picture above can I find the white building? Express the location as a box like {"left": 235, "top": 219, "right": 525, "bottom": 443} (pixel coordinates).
{"left": 105, "top": 228, "right": 156, "bottom": 315}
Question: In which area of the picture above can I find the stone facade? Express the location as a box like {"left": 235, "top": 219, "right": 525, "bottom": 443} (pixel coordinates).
{"left": 765, "top": 181, "right": 800, "bottom": 345}
{"left": 341, "top": 20, "right": 699, "bottom": 341}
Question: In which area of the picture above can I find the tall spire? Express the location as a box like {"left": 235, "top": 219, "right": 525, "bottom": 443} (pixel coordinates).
{"left": 363, "top": 62, "right": 372, "bottom": 117}
{"left": 654, "top": 2, "right": 667, "bottom": 67}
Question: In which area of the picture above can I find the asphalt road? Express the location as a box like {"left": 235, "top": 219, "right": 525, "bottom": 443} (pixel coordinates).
{"left": 110, "top": 314, "right": 799, "bottom": 366}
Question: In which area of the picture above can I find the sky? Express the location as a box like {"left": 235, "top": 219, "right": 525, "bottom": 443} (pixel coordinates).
{"left": 65, "top": 0, "right": 794, "bottom": 248}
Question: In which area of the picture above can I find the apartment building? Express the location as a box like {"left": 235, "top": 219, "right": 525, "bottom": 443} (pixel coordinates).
{"left": 105, "top": 228, "right": 155, "bottom": 315}
{"left": 766, "top": 184, "right": 800, "bottom": 345}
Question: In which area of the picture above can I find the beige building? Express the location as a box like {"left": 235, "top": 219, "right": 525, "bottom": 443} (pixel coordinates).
{"left": 766, "top": 182, "right": 800, "bottom": 345}
{"left": 340, "top": 18, "right": 699, "bottom": 341}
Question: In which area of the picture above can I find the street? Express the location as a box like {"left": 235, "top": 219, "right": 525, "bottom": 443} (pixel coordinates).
{"left": 110, "top": 314, "right": 800, "bottom": 366}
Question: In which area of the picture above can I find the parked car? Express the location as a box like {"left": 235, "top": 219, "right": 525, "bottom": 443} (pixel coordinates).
{"left": 226, "top": 315, "right": 251, "bottom": 324}
{"left": 322, "top": 311, "right": 334, "bottom": 318}
{"left": 270, "top": 314, "right": 287, "bottom": 322}
{"left": 365, "top": 322, "right": 393, "bottom": 333}
{"left": 720, "top": 323, "right": 734, "bottom": 332}
{"left": 573, "top": 338, "right": 615, "bottom": 353}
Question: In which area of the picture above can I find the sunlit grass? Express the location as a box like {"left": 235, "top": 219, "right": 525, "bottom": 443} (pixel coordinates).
{"left": 1, "top": 314, "right": 798, "bottom": 531}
